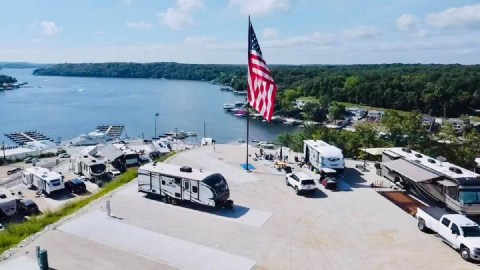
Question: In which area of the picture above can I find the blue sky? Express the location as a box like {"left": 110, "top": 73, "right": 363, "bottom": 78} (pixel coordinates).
{"left": 1, "top": 0, "right": 480, "bottom": 64}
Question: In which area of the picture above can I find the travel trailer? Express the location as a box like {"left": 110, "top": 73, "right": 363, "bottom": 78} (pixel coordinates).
{"left": 0, "top": 187, "right": 17, "bottom": 217}
{"left": 303, "top": 140, "right": 345, "bottom": 173}
{"left": 382, "top": 147, "right": 480, "bottom": 217}
{"left": 113, "top": 144, "right": 139, "bottom": 167}
{"left": 22, "top": 167, "right": 65, "bottom": 196}
{"left": 138, "top": 162, "right": 233, "bottom": 208}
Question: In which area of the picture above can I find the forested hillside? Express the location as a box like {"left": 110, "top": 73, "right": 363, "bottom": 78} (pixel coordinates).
{"left": 0, "top": 75, "right": 17, "bottom": 84}
{"left": 34, "top": 63, "right": 480, "bottom": 117}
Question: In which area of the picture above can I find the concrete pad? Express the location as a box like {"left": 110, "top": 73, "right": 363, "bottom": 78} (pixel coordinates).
{"left": 58, "top": 211, "right": 256, "bottom": 270}
{"left": 0, "top": 256, "right": 37, "bottom": 270}
{"left": 170, "top": 149, "right": 260, "bottom": 185}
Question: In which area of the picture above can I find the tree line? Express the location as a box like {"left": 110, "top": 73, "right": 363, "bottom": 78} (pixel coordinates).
{"left": 34, "top": 62, "right": 480, "bottom": 117}
{"left": 0, "top": 75, "right": 17, "bottom": 85}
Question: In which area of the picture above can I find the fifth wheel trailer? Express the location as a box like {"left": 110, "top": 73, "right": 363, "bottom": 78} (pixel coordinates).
{"left": 303, "top": 140, "right": 345, "bottom": 173}
{"left": 138, "top": 162, "right": 233, "bottom": 208}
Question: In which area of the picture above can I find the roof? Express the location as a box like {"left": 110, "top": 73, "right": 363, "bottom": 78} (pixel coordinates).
{"left": 97, "top": 144, "right": 123, "bottom": 161}
{"left": 361, "top": 147, "right": 390, "bottom": 156}
{"left": 445, "top": 214, "right": 479, "bottom": 226}
{"left": 139, "top": 162, "right": 215, "bottom": 181}
{"left": 384, "top": 147, "right": 479, "bottom": 180}
{"left": 0, "top": 188, "right": 16, "bottom": 203}
{"left": 292, "top": 172, "right": 313, "bottom": 180}
{"left": 382, "top": 159, "right": 441, "bottom": 182}
{"left": 304, "top": 140, "right": 343, "bottom": 158}
{"left": 321, "top": 168, "right": 337, "bottom": 174}
{"left": 23, "top": 167, "right": 63, "bottom": 182}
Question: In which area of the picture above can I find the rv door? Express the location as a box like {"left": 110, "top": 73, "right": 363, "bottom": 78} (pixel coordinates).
{"left": 182, "top": 179, "right": 192, "bottom": 201}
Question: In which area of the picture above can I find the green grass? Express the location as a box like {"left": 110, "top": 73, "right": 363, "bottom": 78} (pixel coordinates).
{"left": 337, "top": 102, "right": 412, "bottom": 116}
{"left": 297, "top": 96, "right": 319, "bottom": 103}
{"left": 0, "top": 152, "right": 176, "bottom": 256}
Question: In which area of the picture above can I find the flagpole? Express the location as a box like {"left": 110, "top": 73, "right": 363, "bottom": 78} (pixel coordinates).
{"left": 246, "top": 15, "right": 251, "bottom": 172}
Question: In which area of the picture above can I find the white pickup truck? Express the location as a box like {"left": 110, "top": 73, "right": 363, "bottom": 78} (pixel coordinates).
{"left": 416, "top": 207, "right": 480, "bottom": 261}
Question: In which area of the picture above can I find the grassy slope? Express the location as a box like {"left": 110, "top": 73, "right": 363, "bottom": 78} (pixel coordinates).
{"left": 0, "top": 152, "right": 175, "bottom": 256}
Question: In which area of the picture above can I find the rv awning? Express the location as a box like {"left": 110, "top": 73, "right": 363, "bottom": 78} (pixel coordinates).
{"left": 437, "top": 180, "right": 457, "bottom": 187}
{"left": 361, "top": 147, "right": 390, "bottom": 156}
{"left": 383, "top": 159, "right": 440, "bottom": 183}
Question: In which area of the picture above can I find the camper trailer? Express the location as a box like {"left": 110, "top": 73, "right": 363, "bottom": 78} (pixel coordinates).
{"left": 138, "top": 163, "right": 233, "bottom": 208}
{"left": 303, "top": 140, "right": 345, "bottom": 173}
{"left": 382, "top": 147, "right": 480, "bottom": 217}
{"left": 22, "top": 167, "right": 65, "bottom": 196}
{"left": 0, "top": 187, "right": 17, "bottom": 217}
{"left": 113, "top": 144, "right": 139, "bottom": 167}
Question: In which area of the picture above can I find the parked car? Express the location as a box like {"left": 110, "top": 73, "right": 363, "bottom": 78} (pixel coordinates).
{"left": 417, "top": 207, "right": 480, "bottom": 261}
{"left": 65, "top": 178, "right": 87, "bottom": 194}
{"left": 24, "top": 157, "right": 39, "bottom": 164}
{"left": 7, "top": 167, "right": 22, "bottom": 175}
{"left": 58, "top": 153, "right": 71, "bottom": 158}
{"left": 19, "top": 199, "right": 39, "bottom": 215}
{"left": 285, "top": 172, "right": 317, "bottom": 195}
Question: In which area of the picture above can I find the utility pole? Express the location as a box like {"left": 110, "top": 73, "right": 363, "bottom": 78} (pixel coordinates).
{"left": 2, "top": 141, "right": 5, "bottom": 161}
{"left": 154, "top": 112, "right": 159, "bottom": 139}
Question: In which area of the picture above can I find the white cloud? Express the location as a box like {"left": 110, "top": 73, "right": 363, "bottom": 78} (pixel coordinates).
{"left": 342, "top": 26, "right": 382, "bottom": 39}
{"left": 262, "top": 27, "right": 279, "bottom": 39}
{"left": 126, "top": 21, "right": 153, "bottom": 30}
{"left": 397, "top": 14, "right": 419, "bottom": 32}
{"left": 39, "top": 21, "right": 62, "bottom": 36}
{"left": 265, "top": 32, "right": 336, "bottom": 49}
{"left": 229, "top": 0, "right": 290, "bottom": 16}
{"left": 184, "top": 36, "right": 215, "bottom": 46}
{"left": 426, "top": 4, "right": 480, "bottom": 30}
{"left": 157, "top": 0, "right": 205, "bottom": 30}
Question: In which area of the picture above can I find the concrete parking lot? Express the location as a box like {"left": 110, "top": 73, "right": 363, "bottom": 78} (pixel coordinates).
{"left": 1, "top": 144, "right": 477, "bottom": 269}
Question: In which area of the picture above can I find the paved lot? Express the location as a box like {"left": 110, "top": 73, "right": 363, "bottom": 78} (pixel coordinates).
{"left": 1, "top": 144, "right": 478, "bottom": 269}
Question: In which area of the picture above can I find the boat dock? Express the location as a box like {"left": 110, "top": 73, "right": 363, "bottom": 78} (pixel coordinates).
{"left": 4, "top": 131, "right": 52, "bottom": 146}
{"left": 96, "top": 125, "right": 125, "bottom": 139}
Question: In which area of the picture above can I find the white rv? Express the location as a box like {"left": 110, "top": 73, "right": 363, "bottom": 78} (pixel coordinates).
{"left": 22, "top": 167, "right": 65, "bottom": 195}
{"left": 70, "top": 145, "right": 108, "bottom": 181}
{"left": 113, "top": 144, "right": 139, "bottom": 166}
{"left": 138, "top": 163, "right": 233, "bottom": 208}
{"left": 0, "top": 187, "right": 17, "bottom": 217}
{"left": 303, "top": 140, "right": 345, "bottom": 173}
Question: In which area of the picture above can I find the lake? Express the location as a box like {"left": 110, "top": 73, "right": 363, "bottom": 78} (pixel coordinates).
{"left": 0, "top": 68, "right": 299, "bottom": 145}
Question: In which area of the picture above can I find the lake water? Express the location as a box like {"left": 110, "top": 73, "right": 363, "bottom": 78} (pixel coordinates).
{"left": 0, "top": 68, "right": 298, "bottom": 145}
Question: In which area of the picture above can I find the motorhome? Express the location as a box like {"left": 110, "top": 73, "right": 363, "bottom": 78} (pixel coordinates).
{"left": 0, "top": 187, "right": 17, "bottom": 217}
{"left": 382, "top": 147, "right": 480, "bottom": 217}
{"left": 303, "top": 140, "right": 345, "bottom": 173}
{"left": 138, "top": 163, "right": 233, "bottom": 208}
{"left": 70, "top": 146, "right": 107, "bottom": 181}
{"left": 22, "top": 167, "right": 65, "bottom": 196}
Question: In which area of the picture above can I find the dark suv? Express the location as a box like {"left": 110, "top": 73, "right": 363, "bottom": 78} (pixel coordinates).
{"left": 65, "top": 178, "right": 87, "bottom": 194}
{"left": 19, "top": 199, "right": 39, "bottom": 215}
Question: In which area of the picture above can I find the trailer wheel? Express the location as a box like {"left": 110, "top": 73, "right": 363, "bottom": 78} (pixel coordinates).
{"left": 161, "top": 196, "right": 169, "bottom": 204}
{"left": 417, "top": 218, "right": 427, "bottom": 232}
{"left": 460, "top": 247, "right": 471, "bottom": 261}
{"left": 171, "top": 198, "right": 178, "bottom": 205}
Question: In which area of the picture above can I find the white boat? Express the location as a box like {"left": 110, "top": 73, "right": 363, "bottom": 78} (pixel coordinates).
{"left": 186, "top": 131, "right": 197, "bottom": 137}
{"left": 223, "top": 103, "right": 235, "bottom": 110}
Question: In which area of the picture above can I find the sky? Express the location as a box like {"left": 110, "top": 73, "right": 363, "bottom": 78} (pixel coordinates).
{"left": 1, "top": 0, "right": 480, "bottom": 65}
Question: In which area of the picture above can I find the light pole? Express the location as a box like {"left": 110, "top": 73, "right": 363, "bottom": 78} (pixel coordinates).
{"left": 154, "top": 113, "right": 159, "bottom": 139}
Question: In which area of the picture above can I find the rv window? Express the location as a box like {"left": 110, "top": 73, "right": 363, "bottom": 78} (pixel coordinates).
{"left": 192, "top": 186, "right": 198, "bottom": 193}
{"left": 162, "top": 180, "right": 165, "bottom": 185}
{"left": 174, "top": 178, "right": 181, "bottom": 185}
{"left": 184, "top": 182, "right": 190, "bottom": 190}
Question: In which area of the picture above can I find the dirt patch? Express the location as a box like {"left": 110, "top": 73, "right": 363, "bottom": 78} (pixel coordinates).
{"left": 379, "top": 191, "right": 426, "bottom": 216}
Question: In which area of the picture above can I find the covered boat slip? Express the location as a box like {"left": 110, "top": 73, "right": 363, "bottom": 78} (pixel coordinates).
{"left": 382, "top": 159, "right": 442, "bottom": 183}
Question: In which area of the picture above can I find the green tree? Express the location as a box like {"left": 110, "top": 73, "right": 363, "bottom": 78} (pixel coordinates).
{"left": 328, "top": 102, "right": 346, "bottom": 124}
{"left": 382, "top": 110, "right": 404, "bottom": 146}
{"left": 438, "top": 122, "right": 458, "bottom": 143}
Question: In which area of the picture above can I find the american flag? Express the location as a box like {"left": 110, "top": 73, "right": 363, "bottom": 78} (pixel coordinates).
{"left": 247, "top": 19, "right": 277, "bottom": 122}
